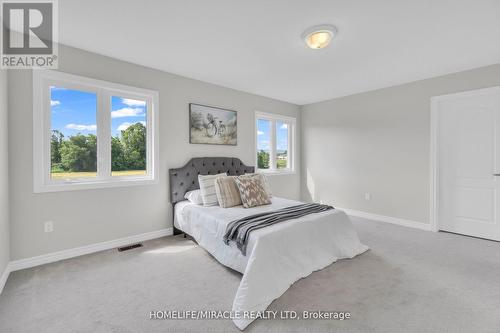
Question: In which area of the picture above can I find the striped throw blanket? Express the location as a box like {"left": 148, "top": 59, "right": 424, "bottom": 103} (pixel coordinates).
{"left": 223, "top": 203, "right": 334, "bottom": 255}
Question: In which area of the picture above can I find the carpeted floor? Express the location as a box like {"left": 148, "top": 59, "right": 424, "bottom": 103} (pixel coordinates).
{"left": 1, "top": 217, "right": 500, "bottom": 333}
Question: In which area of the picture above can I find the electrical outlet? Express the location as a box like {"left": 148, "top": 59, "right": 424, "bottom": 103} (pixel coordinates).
{"left": 364, "top": 193, "right": 371, "bottom": 201}
{"left": 44, "top": 221, "right": 54, "bottom": 233}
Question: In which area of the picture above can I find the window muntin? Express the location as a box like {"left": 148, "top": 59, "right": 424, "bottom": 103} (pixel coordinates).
{"left": 33, "top": 70, "right": 159, "bottom": 192}
{"left": 255, "top": 112, "right": 295, "bottom": 174}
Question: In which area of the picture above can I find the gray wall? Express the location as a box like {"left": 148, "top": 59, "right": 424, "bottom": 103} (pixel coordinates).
{"left": 301, "top": 63, "right": 500, "bottom": 224}
{"left": 8, "top": 45, "right": 300, "bottom": 260}
{"left": 0, "top": 69, "right": 9, "bottom": 275}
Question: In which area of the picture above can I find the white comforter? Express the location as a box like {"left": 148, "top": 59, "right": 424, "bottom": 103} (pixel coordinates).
{"left": 174, "top": 197, "right": 368, "bottom": 330}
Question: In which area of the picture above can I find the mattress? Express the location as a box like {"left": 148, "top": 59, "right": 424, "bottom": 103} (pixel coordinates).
{"left": 174, "top": 197, "right": 369, "bottom": 329}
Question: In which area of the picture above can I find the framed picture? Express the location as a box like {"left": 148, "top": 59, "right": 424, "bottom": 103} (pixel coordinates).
{"left": 189, "top": 103, "right": 237, "bottom": 145}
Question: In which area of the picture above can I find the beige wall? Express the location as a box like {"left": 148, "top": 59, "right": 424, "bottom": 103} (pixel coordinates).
{"left": 8, "top": 45, "right": 300, "bottom": 260}
{"left": 0, "top": 69, "right": 9, "bottom": 276}
{"left": 301, "top": 63, "right": 500, "bottom": 224}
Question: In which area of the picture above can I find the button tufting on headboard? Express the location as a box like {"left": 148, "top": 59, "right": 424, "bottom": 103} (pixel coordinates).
{"left": 168, "top": 157, "right": 254, "bottom": 204}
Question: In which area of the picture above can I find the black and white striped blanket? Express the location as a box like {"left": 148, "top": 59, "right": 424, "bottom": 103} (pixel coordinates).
{"left": 223, "top": 203, "right": 334, "bottom": 255}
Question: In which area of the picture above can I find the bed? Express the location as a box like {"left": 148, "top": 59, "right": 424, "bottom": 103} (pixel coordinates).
{"left": 169, "top": 157, "right": 369, "bottom": 330}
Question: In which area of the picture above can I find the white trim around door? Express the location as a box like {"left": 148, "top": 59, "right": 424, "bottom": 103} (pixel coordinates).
{"left": 430, "top": 86, "right": 500, "bottom": 233}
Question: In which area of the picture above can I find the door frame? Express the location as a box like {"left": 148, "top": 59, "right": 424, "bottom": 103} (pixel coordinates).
{"left": 430, "top": 86, "right": 500, "bottom": 233}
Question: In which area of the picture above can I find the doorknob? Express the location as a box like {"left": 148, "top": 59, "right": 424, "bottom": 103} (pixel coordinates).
{"left": 494, "top": 174, "right": 500, "bottom": 176}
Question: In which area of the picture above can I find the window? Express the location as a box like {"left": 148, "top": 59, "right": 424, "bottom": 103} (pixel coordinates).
{"left": 50, "top": 87, "right": 98, "bottom": 180}
{"left": 110, "top": 96, "right": 147, "bottom": 177}
{"left": 33, "top": 70, "right": 159, "bottom": 192}
{"left": 255, "top": 111, "right": 295, "bottom": 174}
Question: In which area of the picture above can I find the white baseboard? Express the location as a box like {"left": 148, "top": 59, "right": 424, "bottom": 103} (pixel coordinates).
{"left": 0, "top": 263, "right": 11, "bottom": 295}
{"left": 338, "top": 207, "right": 432, "bottom": 231}
{"left": 9, "top": 228, "right": 173, "bottom": 272}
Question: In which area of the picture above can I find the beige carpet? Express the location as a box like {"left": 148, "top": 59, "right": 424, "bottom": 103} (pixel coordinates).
{"left": 1, "top": 217, "right": 500, "bottom": 333}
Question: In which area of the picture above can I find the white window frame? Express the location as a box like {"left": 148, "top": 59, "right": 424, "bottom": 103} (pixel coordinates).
{"left": 33, "top": 70, "right": 160, "bottom": 193}
{"left": 255, "top": 111, "right": 296, "bottom": 175}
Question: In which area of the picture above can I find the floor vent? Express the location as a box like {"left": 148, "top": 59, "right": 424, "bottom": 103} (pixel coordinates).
{"left": 117, "top": 243, "right": 143, "bottom": 252}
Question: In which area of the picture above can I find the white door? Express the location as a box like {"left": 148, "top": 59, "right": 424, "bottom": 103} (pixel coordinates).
{"left": 436, "top": 87, "right": 500, "bottom": 241}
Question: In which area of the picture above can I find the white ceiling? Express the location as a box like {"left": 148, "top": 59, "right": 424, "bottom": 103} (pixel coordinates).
{"left": 59, "top": 0, "right": 500, "bottom": 105}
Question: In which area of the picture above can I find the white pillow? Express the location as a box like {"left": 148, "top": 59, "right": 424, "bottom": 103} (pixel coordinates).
{"left": 184, "top": 189, "right": 203, "bottom": 205}
{"left": 198, "top": 173, "right": 227, "bottom": 206}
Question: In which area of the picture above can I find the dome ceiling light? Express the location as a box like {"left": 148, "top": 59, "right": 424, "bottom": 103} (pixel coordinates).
{"left": 302, "top": 24, "right": 338, "bottom": 49}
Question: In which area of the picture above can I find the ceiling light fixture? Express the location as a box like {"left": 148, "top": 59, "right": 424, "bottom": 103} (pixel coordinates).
{"left": 302, "top": 24, "right": 337, "bottom": 49}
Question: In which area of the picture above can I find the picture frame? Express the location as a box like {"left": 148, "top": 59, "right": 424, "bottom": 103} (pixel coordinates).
{"left": 189, "top": 103, "right": 237, "bottom": 145}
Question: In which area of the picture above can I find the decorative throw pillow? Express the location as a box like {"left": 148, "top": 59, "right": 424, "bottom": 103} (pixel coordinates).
{"left": 235, "top": 176, "right": 272, "bottom": 208}
{"left": 184, "top": 189, "right": 203, "bottom": 205}
{"left": 241, "top": 173, "right": 272, "bottom": 198}
{"left": 214, "top": 176, "right": 242, "bottom": 208}
{"left": 198, "top": 173, "right": 227, "bottom": 206}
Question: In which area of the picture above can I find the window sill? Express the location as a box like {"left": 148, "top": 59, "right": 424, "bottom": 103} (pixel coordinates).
{"left": 34, "top": 177, "right": 158, "bottom": 193}
{"left": 256, "top": 170, "right": 296, "bottom": 176}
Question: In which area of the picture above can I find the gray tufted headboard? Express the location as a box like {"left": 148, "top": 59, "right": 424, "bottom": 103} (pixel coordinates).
{"left": 169, "top": 157, "right": 254, "bottom": 204}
